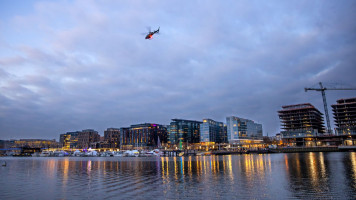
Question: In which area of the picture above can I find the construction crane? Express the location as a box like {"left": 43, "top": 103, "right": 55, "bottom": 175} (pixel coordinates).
{"left": 305, "top": 82, "right": 356, "bottom": 134}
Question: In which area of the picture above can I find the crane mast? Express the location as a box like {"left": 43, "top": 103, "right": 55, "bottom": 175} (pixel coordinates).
{"left": 304, "top": 82, "right": 356, "bottom": 135}
{"left": 320, "top": 82, "right": 331, "bottom": 135}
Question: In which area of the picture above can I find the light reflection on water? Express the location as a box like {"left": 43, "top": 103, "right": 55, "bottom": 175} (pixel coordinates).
{"left": 1, "top": 152, "right": 356, "bottom": 199}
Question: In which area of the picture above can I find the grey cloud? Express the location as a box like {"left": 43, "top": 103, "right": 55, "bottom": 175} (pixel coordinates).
{"left": 0, "top": 0, "right": 356, "bottom": 139}
{"left": 0, "top": 56, "right": 26, "bottom": 66}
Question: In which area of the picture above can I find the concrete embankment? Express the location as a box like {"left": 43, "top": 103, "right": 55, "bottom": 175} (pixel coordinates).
{"left": 338, "top": 146, "right": 356, "bottom": 151}
{"left": 270, "top": 146, "right": 339, "bottom": 153}
{"left": 212, "top": 151, "right": 246, "bottom": 155}
{"left": 212, "top": 146, "right": 356, "bottom": 155}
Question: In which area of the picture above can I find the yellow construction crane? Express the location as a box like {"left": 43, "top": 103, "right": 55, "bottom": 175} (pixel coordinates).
{"left": 305, "top": 82, "right": 356, "bottom": 134}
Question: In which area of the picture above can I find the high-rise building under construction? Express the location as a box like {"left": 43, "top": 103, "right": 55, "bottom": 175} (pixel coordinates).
{"left": 278, "top": 103, "right": 325, "bottom": 137}
{"left": 332, "top": 97, "right": 356, "bottom": 135}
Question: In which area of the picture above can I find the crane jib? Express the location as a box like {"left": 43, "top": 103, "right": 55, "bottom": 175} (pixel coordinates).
{"left": 304, "top": 82, "right": 356, "bottom": 135}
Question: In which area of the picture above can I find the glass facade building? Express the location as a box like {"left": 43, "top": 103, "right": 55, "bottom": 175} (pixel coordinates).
{"left": 169, "top": 119, "right": 202, "bottom": 145}
{"left": 226, "top": 116, "right": 263, "bottom": 143}
{"left": 200, "top": 119, "right": 227, "bottom": 143}
{"left": 59, "top": 131, "right": 80, "bottom": 149}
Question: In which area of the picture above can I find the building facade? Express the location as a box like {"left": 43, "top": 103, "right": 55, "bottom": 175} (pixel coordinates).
{"left": 104, "top": 128, "right": 120, "bottom": 148}
{"left": 226, "top": 116, "right": 263, "bottom": 143}
{"left": 168, "top": 119, "right": 202, "bottom": 145}
{"left": 11, "top": 139, "right": 59, "bottom": 148}
{"left": 332, "top": 97, "right": 356, "bottom": 135}
{"left": 200, "top": 119, "right": 227, "bottom": 143}
{"left": 278, "top": 103, "right": 325, "bottom": 138}
{"left": 120, "top": 123, "right": 168, "bottom": 149}
{"left": 59, "top": 131, "right": 80, "bottom": 149}
{"left": 77, "top": 129, "right": 100, "bottom": 149}
{"left": 120, "top": 127, "right": 130, "bottom": 148}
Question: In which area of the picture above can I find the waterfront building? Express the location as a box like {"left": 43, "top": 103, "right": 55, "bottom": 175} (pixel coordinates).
{"left": 120, "top": 127, "right": 130, "bottom": 148}
{"left": 278, "top": 103, "right": 325, "bottom": 138}
{"left": 0, "top": 140, "right": 5, "bottom": 149}
{"left": 59, "top": 131, "right": 80, "bottom": 149}
{"left": 168, "top": 119, "right": 202, "bottom": 145}
{"left": 1, "top": 140, "right": 15, "bottom": 149}
{"left": 0, "top": 139, "right": 57, "bottom": 155}
{"left": 0, "top": 140, "right": 6, "bottom": 156}
{"left": 77, "top": 129, "right": 100, "bottom": 149}
{"left": 12, "top": 139, "right": 59, "bottom": 148}
{"left": 226, "top": 116, "right": 263, "bottom": 144}
{"left": 332, "top": 97, "right": 356, "bottom": 135}
{"left": 200, "top": 119, "right": 227, "bottom": 143}
{"left": 104, "top": 128, "right": 120, "bottom": 148}
{"left": 120, "top": 123, "right": 168, "bottom": 149}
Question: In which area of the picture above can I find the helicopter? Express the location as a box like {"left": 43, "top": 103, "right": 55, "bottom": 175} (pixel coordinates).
{"left": 145, "top": 27, "right": 160, "bottom": 39}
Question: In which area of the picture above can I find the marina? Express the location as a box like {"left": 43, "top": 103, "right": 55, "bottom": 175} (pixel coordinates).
{"left": 3, "top": 145, "right": 356, "bottom": 158}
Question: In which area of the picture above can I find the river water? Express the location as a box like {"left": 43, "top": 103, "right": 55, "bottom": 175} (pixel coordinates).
{"left": 1, "top": 152, "right": 356, "bottom": 199}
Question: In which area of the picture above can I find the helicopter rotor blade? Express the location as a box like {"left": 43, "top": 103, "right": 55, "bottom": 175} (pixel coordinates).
{"left": 146, "top": 26, "right": 151, "bottom": 33}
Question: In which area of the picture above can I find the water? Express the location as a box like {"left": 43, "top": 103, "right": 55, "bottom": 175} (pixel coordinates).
{"left": 1, "top": 152, "right": 356, "bottom": 199}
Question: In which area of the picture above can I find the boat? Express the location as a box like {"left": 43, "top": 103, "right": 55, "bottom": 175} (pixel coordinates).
{"left": 72, "top": 150, "right": 83, "bottom": 157}
{"left": 123, "top": 150, "right": 139, "bottom": 157}
{"left": 84, "top": 150, "right": 98, "bottom": 157}
{"left": 32, "top": 152, "right": 41, "bottom": 157}
{"left": 144, "top": 150, "right": 154, "bottom": 157}
{"left": 143, "top": 149, "right": 159, "bottom": 157}
{"left": 113, "top": 151, "right": 124, "bottom": 157}
{"left": 100, "top": 151, "right": 113, "bottom": 157}
{"left": 145, "top": 149, "right": 163, "bottom": 156}
{"left": 138, "top": 151, "right": 150, "bottom": 157}
{"left": 53, "top": 151, "right": 67, "bottom": 157}
{"left": 40, "top": 151, "right": 52, "bottom": 157}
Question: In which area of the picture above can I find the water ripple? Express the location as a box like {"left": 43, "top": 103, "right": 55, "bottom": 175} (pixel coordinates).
{"left": 1, "top": 153, "right": 356, "bottom": 199}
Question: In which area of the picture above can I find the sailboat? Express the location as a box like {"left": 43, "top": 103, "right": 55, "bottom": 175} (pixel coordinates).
{"left": 157, "top": 136, "right": 162, "bottom": 149}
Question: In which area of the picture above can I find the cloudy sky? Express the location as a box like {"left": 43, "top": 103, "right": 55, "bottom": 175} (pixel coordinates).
{"left": 1, "top": 0, "right": 356, "bottom": 140}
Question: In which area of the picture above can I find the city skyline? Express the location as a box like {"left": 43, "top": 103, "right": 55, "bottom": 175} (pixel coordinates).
{"left": 1, "top": 0, "right": 356, "bottom": 140}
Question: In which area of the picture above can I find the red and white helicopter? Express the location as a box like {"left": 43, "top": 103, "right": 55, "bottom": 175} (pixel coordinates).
{"left": 144, "top": 27, "right": 160, "bottom": 39}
